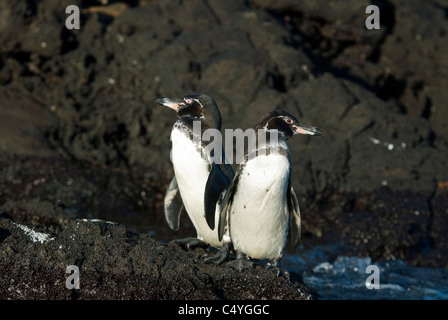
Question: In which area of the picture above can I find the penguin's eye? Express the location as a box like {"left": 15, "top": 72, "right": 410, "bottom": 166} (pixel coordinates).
{"left": 183, "top": 98, "right": 193, "bottom": 104}
{"left": 285, "top": 118, "right": 293, "bottom": 124}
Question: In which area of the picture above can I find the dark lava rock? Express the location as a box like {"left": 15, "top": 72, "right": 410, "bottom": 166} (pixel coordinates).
{"left": 301, "top": 188, "right": 448, "bottom": 269}
{"left": 0, "top": 200, "right": 315, "bottom": 300}
{"left": 0, "top": 87, "right": 57, "bottom": 158}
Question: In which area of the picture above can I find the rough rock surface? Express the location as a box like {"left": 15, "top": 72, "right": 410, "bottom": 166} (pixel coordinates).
{"left": 0, "top": 202, "right": 314, "bottom": 299}
{"left": 1, "top": 0, "right": 448, "bottom": 299}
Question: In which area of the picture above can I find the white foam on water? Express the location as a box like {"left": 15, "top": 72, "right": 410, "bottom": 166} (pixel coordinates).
{"left": 283, "top": 245, "right": 448, "bottom": 300}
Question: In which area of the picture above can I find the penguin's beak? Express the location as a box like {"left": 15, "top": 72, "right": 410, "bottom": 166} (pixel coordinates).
{"left": 292, "top": 123, "right": 322, "bottom": 136}
{"left": 156, "top": 97, "right": 185, "bottom": 112}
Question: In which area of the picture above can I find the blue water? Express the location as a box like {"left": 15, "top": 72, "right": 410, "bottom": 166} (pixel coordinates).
{"left": 283, "top": 244, "right": 448, "bottom": 300}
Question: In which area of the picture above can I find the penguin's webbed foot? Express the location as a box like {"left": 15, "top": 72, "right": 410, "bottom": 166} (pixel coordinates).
{"left": 265, "top": 259, "right": 290, "bottom": 280}
{"left": 204, "top": 251, "right": 228, "bottom": 265}
{"left": 225, "top": 252, "right": 254, "bottom": 273}
{"left": 204, "top": 243, "right": 231, "bottom": 265}
{"left": 172, "top": 237, "right": 207, "bottom": 250}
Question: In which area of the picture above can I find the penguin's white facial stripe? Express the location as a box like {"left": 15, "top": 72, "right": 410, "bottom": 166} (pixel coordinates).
{"left": 183, "top": 98, "right": 205, "bottom": 119}
{"left": 194, "top": 98, "right": 204, "bottom": 109}
{"left": 263, "top": 117, "right": 276, "bottom": 129}
{"left": 264, "top": 115, "right": 295, "bottom": 128}
{"left": 183, "top": 98, "right": 203, "bottom": 108}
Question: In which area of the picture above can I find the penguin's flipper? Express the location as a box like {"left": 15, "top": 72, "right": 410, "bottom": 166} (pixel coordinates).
{"left": 287, "top": 183, "right": 301, "bottom": 249}
{"left": 164, "top": 176, "right": 184, "bottom": 231}
{"left": 218, "top": 171, "right": 240, "bottom": 241}
{"left": 204, "top": 163, "right": 231, "bottom": 230}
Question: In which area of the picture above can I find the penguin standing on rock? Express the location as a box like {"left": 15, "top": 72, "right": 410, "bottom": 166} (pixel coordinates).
{"left": 156, "top": 93, "right": 234, "bottom": 264}
{"left": 215, "top": 109, "right": 321, "bottom": 277}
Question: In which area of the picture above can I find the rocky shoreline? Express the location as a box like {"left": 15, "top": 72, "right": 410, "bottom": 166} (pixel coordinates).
{"left": 0, "top": 199, "right": 315, "bottom": 300}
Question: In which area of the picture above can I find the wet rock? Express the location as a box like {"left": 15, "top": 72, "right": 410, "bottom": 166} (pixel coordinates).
{"left": 428, "top": 188, "right": 448, "bottom": 268}
{"left": 301, "top": 187, "right": 448, "bottom": 269}
{"left": 0, "top": 201, "right": 315, "bottom": 300}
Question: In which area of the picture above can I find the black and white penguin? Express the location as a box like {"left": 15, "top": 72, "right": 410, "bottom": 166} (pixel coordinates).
{"left": 156, "top": 93, "right": 234, "bottom": 264}
{"left": 216, "top": 108, "right": 321, "bottom": 277}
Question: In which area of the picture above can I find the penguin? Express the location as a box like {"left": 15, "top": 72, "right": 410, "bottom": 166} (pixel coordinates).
{"left": 215, "top": 108, "right": 321, "bottom": 277}
{"left": 156, "top": 93, "right": 234, "bottom": 264}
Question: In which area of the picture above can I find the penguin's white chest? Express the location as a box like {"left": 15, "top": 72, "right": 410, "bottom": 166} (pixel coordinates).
{"left": 230, "top": 154, "right": 290, "bottom": 260}
{"left": 170, "top": 127, "right": 223, "bottom": 247}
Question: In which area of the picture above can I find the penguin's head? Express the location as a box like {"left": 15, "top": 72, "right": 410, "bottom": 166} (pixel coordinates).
{"left": 259, "top": 108, "right": 322, "bottom": 138}
{"left": 156, "top": 94, "right": 222, "bottom": 129}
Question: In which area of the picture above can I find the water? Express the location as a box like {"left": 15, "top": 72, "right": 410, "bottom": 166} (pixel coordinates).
{"left": 283, "top": 244, "right": 448, "bottom": 300}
